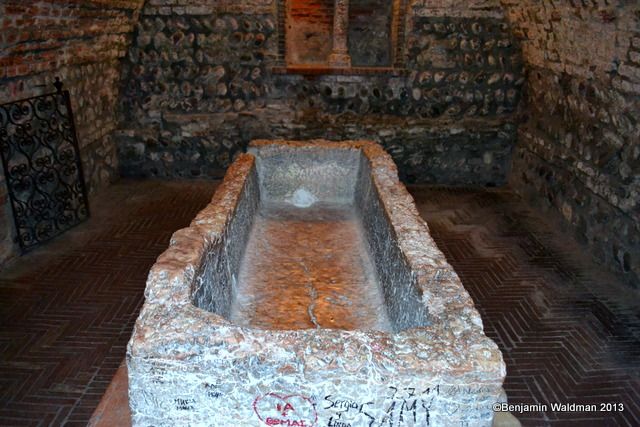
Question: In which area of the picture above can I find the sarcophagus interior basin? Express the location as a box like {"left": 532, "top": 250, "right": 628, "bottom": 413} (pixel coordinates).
{"left": 127, "top": 140, "right": 506, "bottom": 426}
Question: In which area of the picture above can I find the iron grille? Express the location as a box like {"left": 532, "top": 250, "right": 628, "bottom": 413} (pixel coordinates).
{"left": 0, "top": 78, "right": 90, "bottom": 252}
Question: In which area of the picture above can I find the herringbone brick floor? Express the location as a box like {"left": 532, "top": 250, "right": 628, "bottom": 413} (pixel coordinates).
{"left": 0, "top": 181, "right": 638, "bottom": 426}
{"left": 0, "top": 180, "right": 219, "bottom": 426}
{"left": 413, "top": 187, "right": 639, "bottom": 427}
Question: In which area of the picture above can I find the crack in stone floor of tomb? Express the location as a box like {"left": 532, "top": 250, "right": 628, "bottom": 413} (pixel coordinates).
{"left": 231, "top": 201, "right": 391, "bottom": 331}
{"left": 299, "top": 259, "right": 321, "bottom": 329}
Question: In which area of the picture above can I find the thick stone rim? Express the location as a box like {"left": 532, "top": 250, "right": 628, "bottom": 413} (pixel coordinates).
{"left": 128, "top": 139, "right": 505, "bottom": 382}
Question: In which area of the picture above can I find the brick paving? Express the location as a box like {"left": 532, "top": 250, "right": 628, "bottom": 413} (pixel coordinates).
{"left": 413, "top": 187, "right": 640, "bottom": 427}
{"left": 0, "top": 180, "right": 219, "bottom": 426}
{"left": 0, "top": 181, "right": 638, "bottom": 426}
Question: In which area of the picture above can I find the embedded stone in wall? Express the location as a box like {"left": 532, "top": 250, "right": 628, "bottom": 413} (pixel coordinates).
{"left": 495, "top": 0, "right": 640, "bottom": 286}
{"left": 499, "top": 0, "right": 638, "bottom": 81}
{"left": 509, "top": 68, "right": 640, "bottom": 286}
{"left": 120, "top": 13, "right": 276, "bottom": 118}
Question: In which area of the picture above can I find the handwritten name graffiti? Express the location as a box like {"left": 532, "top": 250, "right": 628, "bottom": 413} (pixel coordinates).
{"left": 440, "top": 385, "right": 492, "bottom": 397}
{"left": 174, "top": 397, "right": 195, "bottom": 411}
{"left": 254, "top": 392, "right": 318, "bottom": 427}
{"left": 324, "top": 396, "right": 375, "bottom": 427}
{"left": 377, "top": 386, "right": 440, "bottom": 426}
{"left": 321, "top": 385, "right": 494, "bottom": 426}
{"left": 149, "top": 366, "right": 167, "bottom": 384}
{"left": 203, "top": 382, "right": 223, "bottom": 399}
{"left": 255, "top": 385, "right": 493, "bottom": 426}
{"left": 321, "top": 387, "right": 439, "bottom": 427}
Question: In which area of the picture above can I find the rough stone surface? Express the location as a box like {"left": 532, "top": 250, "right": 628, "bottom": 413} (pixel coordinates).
{"left": 0, "top": 0, "right": 145, "bottom": 265}
{"left": 116, "top": 0, "right": 524, "bottom": 187}
{"left": 499, "top": 0, "right": 640, "bottom": 286}
{"left": 127, "top": 140, "right": 506, "bottom": 426}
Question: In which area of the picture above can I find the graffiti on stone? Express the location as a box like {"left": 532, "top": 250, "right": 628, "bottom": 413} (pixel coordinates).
{"left": 254, "top": 392, "right": 319, "bottom": 427}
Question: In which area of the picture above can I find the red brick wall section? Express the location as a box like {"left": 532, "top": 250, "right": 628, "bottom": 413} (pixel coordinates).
{"left": 0, "top": 0, "right": 145, "bottom": 266}
{"left": 500, "top": 0, "right": 638, "bottom": 81}
{"left": 290, "top": 0, "right": 333, "bottom": 23}
{"left": 0, "top": 1, "right": 143, "bottom": 81}
{"left": 286, "top": 0, "right": 333, "bottom": 64}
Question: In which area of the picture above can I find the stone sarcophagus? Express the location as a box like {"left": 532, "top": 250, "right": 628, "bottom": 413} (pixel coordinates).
{"left": 127, "top": 140, "right": 506, "bottom": 426}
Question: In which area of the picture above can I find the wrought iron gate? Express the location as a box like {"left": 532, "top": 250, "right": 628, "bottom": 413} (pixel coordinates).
{"left": 0, "top": 78, "right": 90, "bottom": 252}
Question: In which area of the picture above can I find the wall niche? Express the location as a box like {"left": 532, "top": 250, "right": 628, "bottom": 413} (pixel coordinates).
{"left": 279, "top": 0, "right": 408, "bottom": 71}
{"left": 349, "top": 0, "right": 393, "bottom": 67}
{"left": 286, "top": 0, "right": 334, "bottom": 65}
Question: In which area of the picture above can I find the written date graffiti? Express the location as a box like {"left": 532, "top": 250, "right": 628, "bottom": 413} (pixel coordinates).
{"left": 324, "top": 386, "right": 441, "bottom": 427}
{"left": 255, "top": 385, "right": 493, "bottom": 426}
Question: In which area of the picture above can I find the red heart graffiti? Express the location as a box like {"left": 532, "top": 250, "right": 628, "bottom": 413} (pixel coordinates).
{"left": 253, "top": 392, "right": 318, "bottom": 427}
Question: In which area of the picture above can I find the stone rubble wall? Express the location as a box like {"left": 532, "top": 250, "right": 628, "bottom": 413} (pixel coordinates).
{"left": 0, "top": 0, "right": 145, "bottom": 265}
{"left": 116, "top": 0, "right": 524, "bottom": 186}
{"left": 3, "top": 0, "right": 634, "bottom": 286}
{"left": 499, "top": 0, "right": 640, "bottom": 285}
